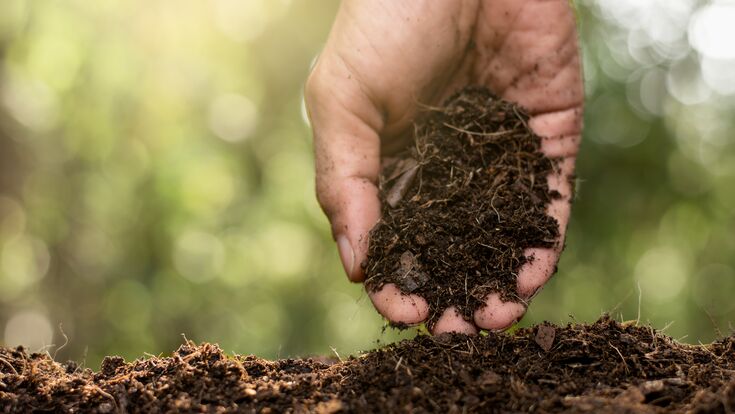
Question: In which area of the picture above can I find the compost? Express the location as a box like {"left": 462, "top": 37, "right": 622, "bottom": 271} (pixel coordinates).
{"left": 1, "top": 316, "right": 733, "bottom": 413}
{"left": 364, "top": 86, "right": 562, "bottom": 327}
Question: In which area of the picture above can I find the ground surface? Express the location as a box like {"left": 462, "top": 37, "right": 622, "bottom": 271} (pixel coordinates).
{"left": 365, "top": 86, "right": 561, "bottom": 327}
{"left": 1, "top": 316, "right": 733, "bottom": 413}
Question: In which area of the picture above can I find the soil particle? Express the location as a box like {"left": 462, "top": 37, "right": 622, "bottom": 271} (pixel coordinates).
{"left": 364, "top": 86, "right": 561, "bottom": 327}
{"left": 2, "top": 316, "right": 734, "bottom": 413}
{"left": 535, "top": 324, "right": 556, "bottom": 352}
{"left": 395, "top": 251, "right": 430, "bottom": 293}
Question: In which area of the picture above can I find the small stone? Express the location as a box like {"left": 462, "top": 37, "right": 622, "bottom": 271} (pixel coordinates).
{"left": 400, "top": 270, "right": 430, "bottom": 293}
{"left": 396, "top": 251, "right": 429, "bottom": 292}
{"left": 535, "top": 325, "right": 556, "bottom": 352}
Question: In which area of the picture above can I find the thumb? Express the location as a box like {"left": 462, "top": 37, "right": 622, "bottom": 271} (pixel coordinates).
{"left": 305, "top": 61, "right": 384, "bottom": 282}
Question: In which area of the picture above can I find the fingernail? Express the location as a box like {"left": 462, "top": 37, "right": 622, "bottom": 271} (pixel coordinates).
{"left": 336, "top": 235, "right": 355, "bottom": 280}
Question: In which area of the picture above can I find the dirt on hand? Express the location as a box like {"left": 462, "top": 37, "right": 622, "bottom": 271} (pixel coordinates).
{"left": 1, "top": 317, "right": 734, "bottom": 413}
{"left": 365, "top": 86, "right": 563, "bottom": 327}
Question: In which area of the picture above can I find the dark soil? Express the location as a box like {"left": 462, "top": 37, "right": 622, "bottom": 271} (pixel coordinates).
{"left": 2, "top": 316, "right": 734, "bottom": 413}
{"left": 364, "top": 86, "right": 561, "bottom": 327}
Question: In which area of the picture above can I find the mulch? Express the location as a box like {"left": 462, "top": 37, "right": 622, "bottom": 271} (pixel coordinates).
{"left": 2, "top": 316, "right": 733, "bottom": 413}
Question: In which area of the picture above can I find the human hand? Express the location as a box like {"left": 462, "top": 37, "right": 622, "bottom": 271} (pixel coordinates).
{"left": 305, "top": 0, "right": 583, "bottom": 334}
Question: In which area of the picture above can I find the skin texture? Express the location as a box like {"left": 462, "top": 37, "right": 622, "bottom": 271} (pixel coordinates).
{"left": 305, "top": 0, "right": 583, "bottom": 334}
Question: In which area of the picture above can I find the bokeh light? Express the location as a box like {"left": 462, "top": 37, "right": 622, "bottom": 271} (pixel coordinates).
{"left": 4, "top": 310, "right": 53, "bottom": 351}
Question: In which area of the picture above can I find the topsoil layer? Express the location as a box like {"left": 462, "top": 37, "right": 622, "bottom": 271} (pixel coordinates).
{"left": 365, "top": 86, "right": 561, "bottom": 327}
{"left": 1, "top": 316, "right": 733, "bottom": 413}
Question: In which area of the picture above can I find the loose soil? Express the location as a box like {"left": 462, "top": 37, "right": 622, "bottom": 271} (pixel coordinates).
{"left": 2, "top": 317, "right": 733, "bottom": 413}
{"left": 364, "top": 86, "right": 561, "bottom": 327}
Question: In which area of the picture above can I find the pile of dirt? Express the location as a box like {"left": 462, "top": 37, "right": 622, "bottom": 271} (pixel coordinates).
{"left": 364, "top": 86, "right": 562, "bottom": 327}
{"left": 1, "top": 316, "right": 733, "bottom": 413}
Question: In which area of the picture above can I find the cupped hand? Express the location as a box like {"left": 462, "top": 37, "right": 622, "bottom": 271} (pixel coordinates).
{"left": 305, "top": 0, "right": 583, "bottom": 334}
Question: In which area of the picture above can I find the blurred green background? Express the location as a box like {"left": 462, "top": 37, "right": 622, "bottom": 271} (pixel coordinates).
{"left": 1, "top": 0, "right": 733, "bottom": 368}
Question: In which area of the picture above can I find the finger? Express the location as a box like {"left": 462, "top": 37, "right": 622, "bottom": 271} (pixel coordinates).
{"left": 517, "top": 108, "right": 580, "bottom": 297}
{"left": 327, "top": 179, "right": 380, "bottom": 283}
{"left": 432, "top": 307, "right": 478, "bottom": 335}
{"left": 474, "top": 293, "right": 527, "bottom": 331}
{"left": 518, "top": 172, "right": 574, "bottom": 299}
{"left": 368, "top": 283, "right": 429, "bottom": 325}
{"left": 305, "top": 51, "right": 386, "bottom": 282}
{"left": 532, "top": 109, "right": 583, "bottom": 159}
{"left": 516, "top": 189, "right": 572, "bottom": 298}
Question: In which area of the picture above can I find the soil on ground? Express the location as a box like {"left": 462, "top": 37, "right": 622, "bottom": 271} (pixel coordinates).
{"left": 364, "top": 86, "right": 562, "bottom": 327}
{"left": 1, "top": 316, "right": 733, "bottom": 413}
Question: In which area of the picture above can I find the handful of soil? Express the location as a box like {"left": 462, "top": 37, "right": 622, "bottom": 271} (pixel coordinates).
{"left": 364, "top": 86, "right": 562, "bottom": 327}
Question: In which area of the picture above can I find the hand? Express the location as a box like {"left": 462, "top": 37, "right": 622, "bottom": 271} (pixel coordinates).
{"left": 305, "top": 0, "right": 583, "bottom": 334}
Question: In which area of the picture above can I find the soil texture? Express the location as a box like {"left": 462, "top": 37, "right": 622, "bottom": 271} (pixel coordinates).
{"left": 364, "top": 86, "right": 561, "bottom": 327}
{"left": 2, "top": 316, "right": 734, "bottom": 413}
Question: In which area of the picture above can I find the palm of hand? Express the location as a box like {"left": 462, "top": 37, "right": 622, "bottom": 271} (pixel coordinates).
{"left": 306, "top": 0, "right": 583, "bottom": 334}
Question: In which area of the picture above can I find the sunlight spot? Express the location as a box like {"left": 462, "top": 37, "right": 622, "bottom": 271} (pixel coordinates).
{"left": 1, "top": 235, "right": 50, "bottom": 299}
{"left": 1, "top": 74, "right": 58, "bottom": 132}
{"left": 666, "top": 56, "right": 711, "bottom": 105}
{"left": 208, "top": 93, "right": 258, "bottom": 143}
{"left": 4, "top": 311, "right": 53, "bottom": 351}
{"left": 638, "top": 68, "right": 667, "bottom": 116}
{"left": 689, "top": 2, "right": 735, "bottom": 60}
{"left": 635, "top": 246, "right": 687, "bottom": 303}
{"left": 700, "top": 56, "right": 735, "bottom": 95}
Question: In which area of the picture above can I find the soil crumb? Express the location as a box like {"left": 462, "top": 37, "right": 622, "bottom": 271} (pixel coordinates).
{"left": 364, "top": 86, "right": 562, "bottom": 327}
{"left": 2, "top": 317, "right": 733, "bottom": 413}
